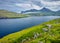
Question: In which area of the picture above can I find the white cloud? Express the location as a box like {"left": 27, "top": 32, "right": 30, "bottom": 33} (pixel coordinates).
{"left": 15, "top": 3, "right": 32, "bottom": 10}
{"left": 15, "top": 3, "right": 43, "bottom": 10}
{"left": 41, "top": 1, "right": 60, "bottom": 6}
{"left": 32, "top": 5, "right": 43, "bottom": 10}
{"left": 15, "top": 3, "right": 31, "bottom": 7}
{"left": 41, "top": 0, "right": 60, "bottom": 11}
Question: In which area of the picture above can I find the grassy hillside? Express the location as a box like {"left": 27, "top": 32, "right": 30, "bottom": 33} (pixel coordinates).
{"left": 0, "top": 10, "right": 29, "bottom": 18}
{"left": 0, "top": 18, "right": 60, "bottom": 43}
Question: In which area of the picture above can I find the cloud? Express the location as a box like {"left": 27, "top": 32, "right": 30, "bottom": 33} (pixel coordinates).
{"left": 43, "top": 0, "right": 60, "bottom": 2}
{"left": 15, "top": 3, "right": 43, "bottom": 10}
{"left": 0, "top": 0, "right": 60, "bottom": 12}
{"left": 15, "top": 3, "right": 31, "bottom": 8}
{"left": 32, "top": 4, "right": 43, "bottom": 10}
{"left": 41, "top": 0, "right": 60, "bottom": 11}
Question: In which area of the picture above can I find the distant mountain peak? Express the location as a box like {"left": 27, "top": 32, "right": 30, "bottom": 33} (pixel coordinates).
{"left": 42, "top": 7, "right": 48, "bottom": 10}
{"left": 40, "top": 7, "right": 52, "bottom": 12}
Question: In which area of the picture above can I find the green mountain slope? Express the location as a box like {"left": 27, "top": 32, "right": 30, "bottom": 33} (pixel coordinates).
{"left": 0, "top": 18, "right": 60, "bottom": 43}
{"left": 0, "top": 10, "right": 29, "bottom": 18}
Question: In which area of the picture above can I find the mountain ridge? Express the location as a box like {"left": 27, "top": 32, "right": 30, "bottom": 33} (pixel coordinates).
{"left": 21, "top": 8, "right": 60, "bottom": 16}
{"left": 21, "top": 8, "right": 55, "bottom": 14}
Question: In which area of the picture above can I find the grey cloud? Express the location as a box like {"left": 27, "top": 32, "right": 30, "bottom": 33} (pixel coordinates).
{"left": 43, "top": 0, "right": 60, "bottom": 2}
{"left": 0, "top": 0, "right": 60, "bottom": 12}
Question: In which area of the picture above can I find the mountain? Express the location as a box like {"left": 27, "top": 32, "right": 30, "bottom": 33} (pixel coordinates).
{"left": 0, "top": 18, "right": 60, "bottom": 43}
{"left": 40, "top": 8, "right": 53, "bottom": 12}
{"left": 56, "top": 10, "right": 60, "bottom": 14}
{"left": 0, "top": 10, "right": 29, "bottom": 19}
{"left": 21, "top": 8, "right": 54, "bottom": 13}
{"left": 21, "top": 9, "right": 39, "bottom": 14}
{"left": 21, "top": 8, "right": 60, "bottom": 16}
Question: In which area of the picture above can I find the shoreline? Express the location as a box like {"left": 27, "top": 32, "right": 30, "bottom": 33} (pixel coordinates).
{"left": 0, "top": 17, "right": 29, "bottom": 19}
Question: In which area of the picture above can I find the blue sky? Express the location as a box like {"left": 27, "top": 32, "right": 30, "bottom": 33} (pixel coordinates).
{"left": 0, "top": 0, "right": 60, "bottom": 13}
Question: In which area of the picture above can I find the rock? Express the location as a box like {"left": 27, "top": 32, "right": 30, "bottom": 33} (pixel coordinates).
{"left": 22, "top": 39, "right": 26, "bottom": 43}
{"left": 42, "top": 28, "right": 48, "bottom": 32}
{"left": 26, "top": 37, "right": 31, "bottom": 40}
{"left": 38, "top": 41, "right": 43, "bottom": 43}
{"left": 36, "top": 33, "right": 40, "bottom": 37}
{"left": 46, "top": 24, "right": 52, "bottom": 29}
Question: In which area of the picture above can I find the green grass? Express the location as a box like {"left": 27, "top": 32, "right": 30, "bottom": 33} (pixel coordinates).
{"left": 0, "top": 10, "right": 30, "bottom": 18}
{"left": 0, "top": 18, "right": 60, "bottom": 43}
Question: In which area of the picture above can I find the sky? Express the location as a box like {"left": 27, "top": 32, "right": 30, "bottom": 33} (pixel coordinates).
{"left": 0, "top": 0, "right": 60, "bottom": 13}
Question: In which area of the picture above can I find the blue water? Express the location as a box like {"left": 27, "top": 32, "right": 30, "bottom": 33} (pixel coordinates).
{"left": 0, "top": 16, "right": 60, "bottom": 38}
